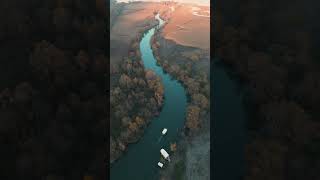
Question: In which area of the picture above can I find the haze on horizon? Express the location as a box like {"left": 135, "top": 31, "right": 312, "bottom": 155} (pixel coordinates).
{"left": 116, "top": 0, "right": 210, "bottom": 6}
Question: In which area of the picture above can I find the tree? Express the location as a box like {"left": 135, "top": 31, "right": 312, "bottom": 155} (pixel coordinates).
{"left": 53, "top": 8, "right": 72, "bottom": 33}
{"left": 260, "top": 101, "right": 312, "bottom": 144}
{"left": 96, "top": 0, "right": 106, "bottom": 16}
{"left": 135, "top": 116, "right": 145, "bottom": 127}
{"left": 185, "top": 78, "right": 200, "bottom": 94}
{"left": 170, "top": 142, "right": 177, "bottom": 152}
{"left": 128, "top": 121, "right": 139, "bottom": 133}
{"left": 190, "top": 53, "right": 200, "bottom": 61}
{"left": 145, "top": 70, "right": 157, "bottom": 80}
{"left": 201, "top": 84, "right": 210, "bottom": 98}
{"left": 14, "top": 82, "right": 33, "bottom": 104}
{"left": 119, "top": 74, "right": 132, "bottom": 88}
{"left": 121, "top": 117, "right": 130, "bottom": 126}
{"left": 30, "top": 41, "right": 69, "bottom": 80}
{"left": 83, "top": 175, "right": 94, "bottom": 180}
{"left": 136, "top": 78, "right": 145, "bottom": 87}
{"left": 75, "top": 50, "right": 90, "bottom": 71}
{"left": 192, "top": 93, "right": 209, "bottom": 110}
{"left": 245, "top": 138, "right": 287, "bottom": 180}
{"left": 186, "top": 105, "right": 201, "bottom": 131}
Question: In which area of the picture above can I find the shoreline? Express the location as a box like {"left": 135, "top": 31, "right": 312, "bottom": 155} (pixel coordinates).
{"left": 111, "top": 12, "right": 188, "bottom": 180}
{"left": 151, "top": 11, "right": 210, "bottom": 179}
{"left": 110, "top": 9, "right": 164, "bottom": 163}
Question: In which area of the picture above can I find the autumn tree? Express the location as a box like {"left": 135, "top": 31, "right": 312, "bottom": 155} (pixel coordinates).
{"left": 14, "top": 82, "right": 33, "bottom": 105}
{"left": 135, "top": 116, "right": 145, "bottom": 127}
{"left": 53, "top": 7, "right": 72, "bottom": 33}
{"left": 170, "top": 142, "right": 177, "bottom": 152}
{"left": 121, "top": 117, "right": 131, "bottom": 127}
{"left": 95, "top": 0, "right": 106, "bottom": 16}
{"left": 185, "top": 77, "right": 200, "bottom": 95}
{"left": 119, "top": 74, "right": 132, "bottom": 88}
{"left": 75, "top": 50, "right": 90, "bottom": 71}
{"left": 186, "top": 105, "right": 201, "bottom": 131}
{"left": 128, "top": 121, "right": 139, "bottom": 134}
{"left": 192, "top": 93, "right": 209, "bottom": 110}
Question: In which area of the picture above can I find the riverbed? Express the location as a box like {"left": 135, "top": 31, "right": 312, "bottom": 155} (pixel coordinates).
{"left": 110, "top": 14, "right": 188, "bottom": 180}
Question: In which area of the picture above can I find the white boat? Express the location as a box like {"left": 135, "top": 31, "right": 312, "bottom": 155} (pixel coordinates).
{"left": 160, "top": 148, "right": 170, "bottom": 162}
{"left": 162, "top": 128, "right": 167, "bottom": 135}
{"left": 158, "top": 162, "right": 164, "bottom": 168}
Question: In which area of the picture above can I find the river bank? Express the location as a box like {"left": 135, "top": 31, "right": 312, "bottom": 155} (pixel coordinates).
{"left": 151, "top": 9, "right": 210, "bottom": 179}
{"left": 110, "top": 2, "right": 167, "bottom": 163}
{"left": 110, "top": 2, "right": 212, "bottom": 179}
{"left": 110, "top": 13, "right": 188, "bottom": 180}
{"left": 110, "top": 19, "right": 164, "bottom": 163}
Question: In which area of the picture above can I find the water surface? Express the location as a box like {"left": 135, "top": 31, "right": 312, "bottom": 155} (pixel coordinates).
{"left": 110, "top": 15, "right": 187, "bottom": 180}
{"left": 212, "top": 58, "right": 247, "bottom": 179}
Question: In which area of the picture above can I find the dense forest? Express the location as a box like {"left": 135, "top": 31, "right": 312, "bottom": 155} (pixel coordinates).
{"left": 151, "top": 33, "right": 210, "bottom": 135}
{"left": 109, "top": 2, "right": 164, "bottom": 163}
{"left": 109, "top": 47, "right": 164, "bottom": 162}
{"left": 216, "top": 0, "right": 320, "bottom": 179}
{"left": 0, "top": 0, "right": 107, "bottom": 179}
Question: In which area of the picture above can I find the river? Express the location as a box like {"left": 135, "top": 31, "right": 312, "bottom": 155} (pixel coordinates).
{"left": 212, "top": 58, "right": 247, "bottom": 179}
{"left": 110, "top": 14, "right": 188, "bottom": 180}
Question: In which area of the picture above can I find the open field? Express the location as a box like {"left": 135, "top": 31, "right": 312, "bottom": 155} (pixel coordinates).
{"left": 111, "top": 1, "right": 210, "bottom": 67}
{"left": 117, "top": 0, "right": 210, "bottom": 6}
{"left": 161, "top": 4, "right": 210, "bottom": 50}
{"left": 110, "top": 2, "right": 168, "bottom": 66}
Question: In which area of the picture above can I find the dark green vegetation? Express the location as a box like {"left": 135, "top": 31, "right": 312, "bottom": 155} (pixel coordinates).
{"left": 216, "top": 0, "right": 320, "bottom": 179}
{"left": 0, "top": 0, "right": 106, "bottom": 179}
{"left": 173, "top": 160, "right": 186, "bottom": 180}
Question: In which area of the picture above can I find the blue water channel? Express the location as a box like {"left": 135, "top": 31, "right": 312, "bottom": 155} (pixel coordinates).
{"left": 110, "top": 14, "right": 188, "bottom": 180}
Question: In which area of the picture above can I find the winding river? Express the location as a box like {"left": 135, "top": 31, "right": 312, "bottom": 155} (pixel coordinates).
{"left": 110, "top": 14, "right": 188, "bottom": 180}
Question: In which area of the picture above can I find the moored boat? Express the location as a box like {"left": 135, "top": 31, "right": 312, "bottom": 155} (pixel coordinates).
{"left": 160, "top": 148, "right": 170, "bottom": 162}
{"left": 157, "top": 162, "right": 164, "bottom": 168}
{"left": 162, "top": 128, "right": 167, "bottom": 135}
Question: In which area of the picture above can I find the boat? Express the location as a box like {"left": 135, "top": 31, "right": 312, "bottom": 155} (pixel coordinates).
{"left": 157, "top": 162, "right": 164, "bottom": 168}
{"left": 160, "top": 148, "right": 170, "bottom": 162}
{"left": 162, "top": 128, "right": 167, "bottom": 135}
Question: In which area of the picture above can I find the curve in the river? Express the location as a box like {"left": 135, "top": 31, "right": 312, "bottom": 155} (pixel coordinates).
{"left": 110, "top": 14, "right": 188, "bottom": 180}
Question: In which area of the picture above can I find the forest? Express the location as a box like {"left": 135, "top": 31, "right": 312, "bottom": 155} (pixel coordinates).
{"left": 109, "top": 6, "right": 165, "bottom": 162}
{"left": 151, "top": 33, "right": 210, "bottom": 135}
{"left": 216, "top": 0, "right": 320, "bottom": 179}
{"left": 150, "top": 16, "right": 211, "bottom": 179}
{"left": 0, "top": 0, "right": 107, "bottom": 179}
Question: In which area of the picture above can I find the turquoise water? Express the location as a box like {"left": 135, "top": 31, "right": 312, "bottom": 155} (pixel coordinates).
{"left": 110, "top": 15, "right": 187, "bottom": 180}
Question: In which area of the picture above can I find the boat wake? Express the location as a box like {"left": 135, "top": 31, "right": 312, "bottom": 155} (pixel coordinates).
{"left": 157, "top": 136, "right": 163, "bottom": 143}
